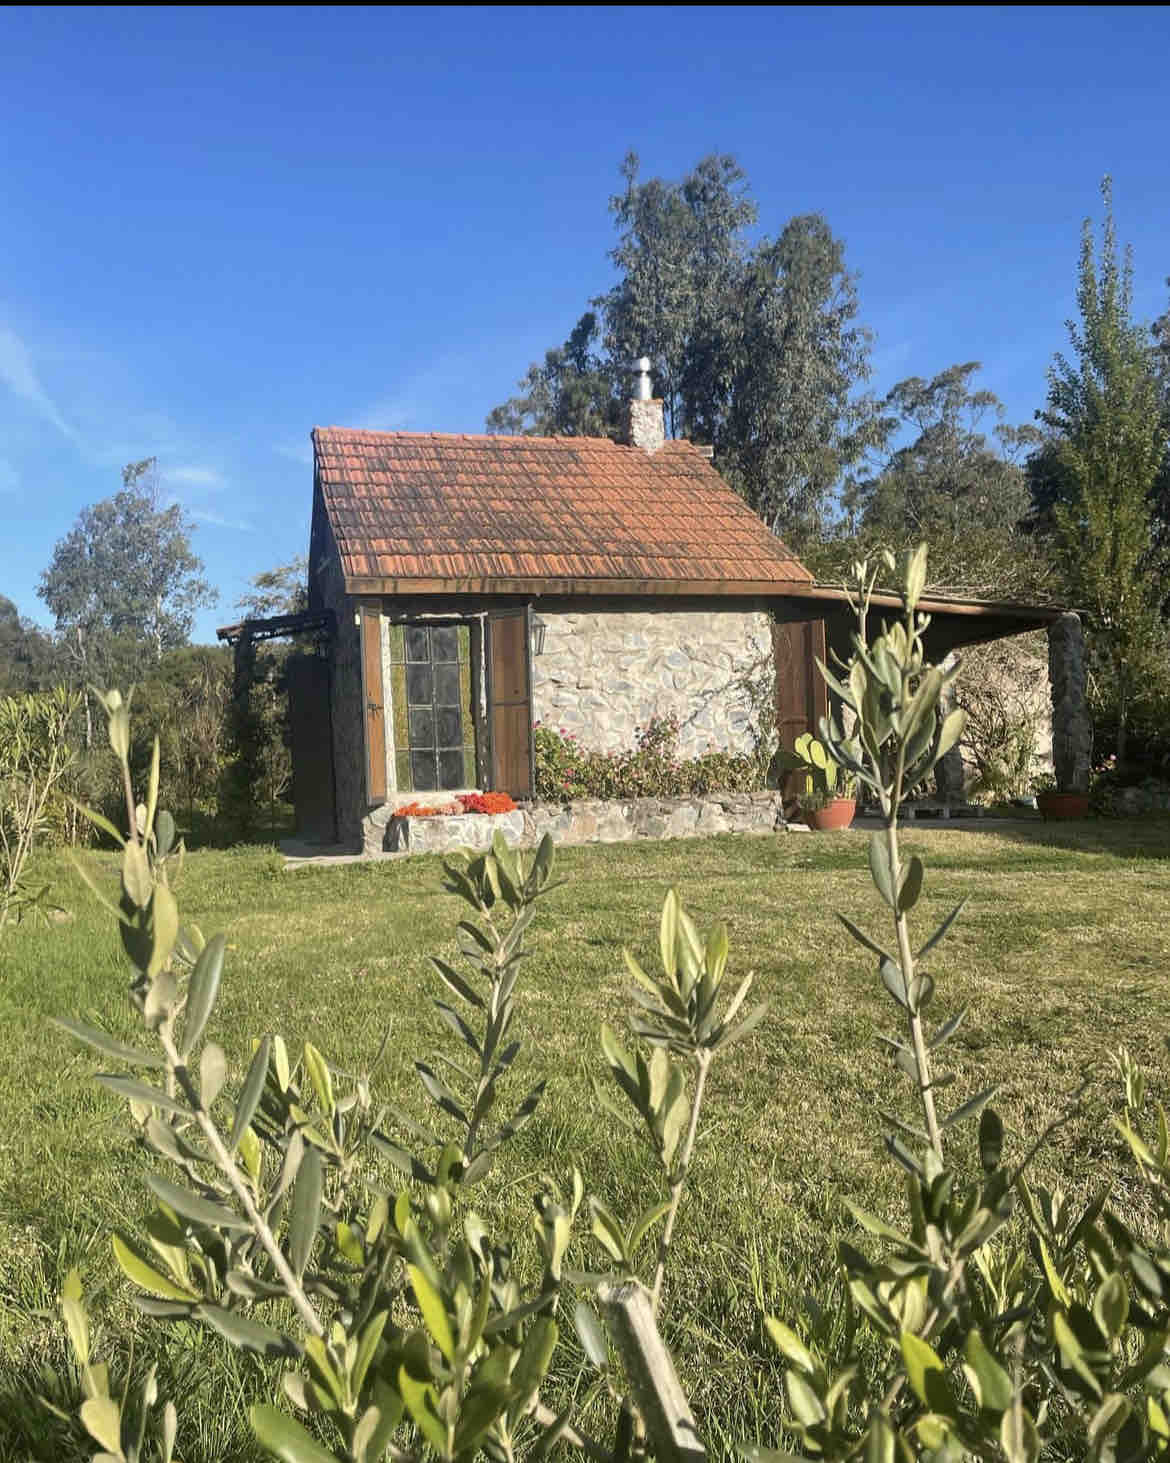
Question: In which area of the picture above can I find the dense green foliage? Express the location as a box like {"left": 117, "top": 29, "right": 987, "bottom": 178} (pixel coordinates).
{"left": 0, "top": 593, "right": 61, "bottom": 696}
{"left": 821, "top": 365, "right": 1046, "bottom": 602}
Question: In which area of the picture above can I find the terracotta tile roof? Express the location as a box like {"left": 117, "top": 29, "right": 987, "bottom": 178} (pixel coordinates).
{"left": 312, "top": 428, "right": 812, "bottom": 595}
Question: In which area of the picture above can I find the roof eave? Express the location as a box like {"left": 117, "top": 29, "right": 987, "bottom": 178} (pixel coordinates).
{"left": 343, "top": 573, "right": 811, "bottom": 598}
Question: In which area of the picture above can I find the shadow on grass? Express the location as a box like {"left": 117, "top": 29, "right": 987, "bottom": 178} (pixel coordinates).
{"left": 973, "top": 816, "right": 1170, "bottom": 862}
{"left": 178, "top": 805, "right": 296, "bottom": 853}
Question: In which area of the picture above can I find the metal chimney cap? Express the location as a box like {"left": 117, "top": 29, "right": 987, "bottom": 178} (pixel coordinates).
{"left": 633, "top": 356, "right": 653, "bottom": 401}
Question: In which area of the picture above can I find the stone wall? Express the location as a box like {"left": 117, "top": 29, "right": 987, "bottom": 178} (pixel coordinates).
{"left": 531, "top": 607, "right": 773, "bottom": 759}
{"left": 952, "top": 632, "right": 1054, "bottom": 797}
{"left": 379, "top": 790, "right": 786, "bottom": 856}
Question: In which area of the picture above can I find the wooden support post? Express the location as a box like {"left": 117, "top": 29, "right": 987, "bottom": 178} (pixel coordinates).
{"left": 598, "top": 1282, "right": 706, "bottom": 1463}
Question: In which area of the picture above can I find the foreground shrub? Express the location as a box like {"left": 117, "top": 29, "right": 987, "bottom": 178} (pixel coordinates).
{"left": 0, "top": 685, "right": 82, "bottom": 929}
{"left": 50, "top": 549, "right": 1170, "bottom": 1462}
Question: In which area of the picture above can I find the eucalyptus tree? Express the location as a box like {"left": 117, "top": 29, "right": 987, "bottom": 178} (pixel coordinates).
{"left": 38, "top": 459, "right": 216, "bottom": 738}
{"left": 487, "top": 152, "right": 886, "bottom": 545}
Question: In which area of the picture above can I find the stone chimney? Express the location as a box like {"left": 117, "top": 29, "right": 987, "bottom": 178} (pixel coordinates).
{"left": 624, "top": 356, "right": 665, "bottom": 453}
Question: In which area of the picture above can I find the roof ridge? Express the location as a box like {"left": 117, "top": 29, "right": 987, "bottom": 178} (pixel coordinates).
{"left": 311, "top": 426, "right": 700, "bottom": 449}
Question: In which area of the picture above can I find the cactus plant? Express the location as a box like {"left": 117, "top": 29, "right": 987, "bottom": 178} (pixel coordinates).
{"left": 779, "top": 732, "right": 855, "bottom": 808}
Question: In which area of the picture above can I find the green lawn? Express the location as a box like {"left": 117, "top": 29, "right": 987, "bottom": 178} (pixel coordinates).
{"left": 3, "top": 820, "right": 1170, "bottom": 1461}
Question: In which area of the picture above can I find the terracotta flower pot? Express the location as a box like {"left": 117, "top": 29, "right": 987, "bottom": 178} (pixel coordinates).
{"left": 803, "top": 797, "right": 857, "bottom": 831}
{"left": 1036, "top": 790, "right": 1089, "bottom": 820}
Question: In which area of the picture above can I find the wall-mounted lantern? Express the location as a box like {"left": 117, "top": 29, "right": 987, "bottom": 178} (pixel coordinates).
{"left": 532, "top": 615, "right": 547, "bottom": 656}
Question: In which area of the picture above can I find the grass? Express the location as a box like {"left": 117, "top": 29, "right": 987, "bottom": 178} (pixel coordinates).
{"left": 3, "top": 819, "right": 1170, "bottom": 1460}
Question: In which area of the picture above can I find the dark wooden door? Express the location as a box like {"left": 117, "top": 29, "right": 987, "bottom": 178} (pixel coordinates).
{"left": 487, "top": 607, "right": 533, "bottom": 798}
{"left": 287, "top": 653, "right": 337, "bottom": 842}
{"left": 773, "top": 618, "right": 829, "bottom": 753}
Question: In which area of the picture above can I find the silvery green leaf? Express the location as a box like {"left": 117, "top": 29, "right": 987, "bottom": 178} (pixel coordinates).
{"left": 943, "top": 1085, "right": 1001, "bottom": 1129}
{"left": 230, "top": 1036, "right": 271, "bottom": 1151}
{"left": 929, "top": 1007, "right": 967, "bottom": 1049}
{"left": 898, "top": 857, "right": 924, "bottom": 914}
{"left": 145, "top": 1174, "right": 248, "bottom": 1230}
{"left": 197, "top": 1304, "right": 297, "bottom": 1358}
{"left": 917, "top": 901, "right": 966, "bottom": 960}
{"left": 868, "top": 834, "right": 896, "bottom": 908}
{"left": 96, "top": 1075, "right": 188, "bottom": 1116}
{"left": 573, "top": 1300, "right": 609, "bottom": 1369}
{"left": 880, "top": 957, "right": 908, "bottom": 1009}
{"left": 836, "top": 914, "right": 893, "bottom": 962}
{"left": 200, "top": 1043, "right": 228, "bottom": 1109}
{"left": 182, "top": 934, "right": 226, "bottom": 1058}
{"left": 53, "top": 1018, "right": 164, "bottom": 1069}
{"left": 289, "top": 1146, "right": 323, "bottom": 1279}
{"left": 908, "top": 972, "right": 934, "bottom": 1013}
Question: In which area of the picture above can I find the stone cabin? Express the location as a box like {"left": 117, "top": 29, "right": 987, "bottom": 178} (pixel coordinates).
{"left": 223, "top": 372, "right": 1087, "bottom": 852}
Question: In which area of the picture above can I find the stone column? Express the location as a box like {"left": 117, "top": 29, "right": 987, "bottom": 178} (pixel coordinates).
{"left": 1047, "top": 612, "right": 1092, "bottom": 792}
{"left": 934, "top": 681, "right": 965, "bottom": 804}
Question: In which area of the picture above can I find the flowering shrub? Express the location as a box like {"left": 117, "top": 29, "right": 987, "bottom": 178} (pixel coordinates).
{"left": 394, "top": 793, "right": 519, "bottom": 818}
{"left": 456, "top": 791, "right": 517, "bottom": 814}
{"left": 534, "top": 716, "right": 769, "bottom": 802}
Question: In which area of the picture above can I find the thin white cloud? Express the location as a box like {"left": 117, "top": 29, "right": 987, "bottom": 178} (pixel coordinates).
{"left": 274, "top": 440, "right": 313, "bottom": 466}
{"left": 190, "top": 508, "right": 254, "bottom": 532}
{"left": 354, "top": 397, "right": 420, "bottom": 432}
{"left": 0, "top": 325, "right": 80, "bottom": 442}
{"left": 167, "top": 464, "right": 226, "bottom": 489}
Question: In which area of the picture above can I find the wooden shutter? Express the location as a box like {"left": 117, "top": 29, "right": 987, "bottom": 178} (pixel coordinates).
{"left": 487, "top": 607, "right": 533, "bottom": 798}
{"left": 359, "top": 603, "right": 387, "bottom": 804}
{"left": 773, "top": 618, "right": 829, "bottom": 753}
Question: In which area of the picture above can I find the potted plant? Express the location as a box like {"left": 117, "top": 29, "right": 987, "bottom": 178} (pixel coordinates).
{"left": 1033, "top": 772, "right": 1090, "bottom": 820}
{"left": 780, "top": 732, "right": 858, "bottom": 830}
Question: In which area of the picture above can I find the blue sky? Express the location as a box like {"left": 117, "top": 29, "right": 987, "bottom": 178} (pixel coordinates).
{"left": 3, "top": 5, "right": 1168, "bottom": 642}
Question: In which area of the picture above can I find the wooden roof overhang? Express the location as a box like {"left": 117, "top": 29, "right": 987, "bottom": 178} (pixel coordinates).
{"left": 772, "top": 582, "right": 1065, "bottom": 661}
{"left": 215, "top": 609, "right": 335, "bottom": 646}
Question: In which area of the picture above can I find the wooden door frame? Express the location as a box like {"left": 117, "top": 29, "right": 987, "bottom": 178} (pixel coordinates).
{"left": 485, "top": 603, "right": 534, "bottom": 798}
{"left": 358, "top": 600, "right": 387, "bottom": 806}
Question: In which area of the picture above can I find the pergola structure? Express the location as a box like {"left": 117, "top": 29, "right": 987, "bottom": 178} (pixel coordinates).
{"left": 771, "top": 585, "right": 1090, "bottom": 799}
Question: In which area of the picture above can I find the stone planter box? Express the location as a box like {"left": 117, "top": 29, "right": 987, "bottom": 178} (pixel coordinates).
{"left": 374, "top": 791, "right": 786, "bottom": 856}
{"left": 386, "top": 809, "right": 525, "bottom": 855}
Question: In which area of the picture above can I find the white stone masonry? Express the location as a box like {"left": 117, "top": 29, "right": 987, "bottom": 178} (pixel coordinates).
{"left": 530, "top": 608, "right": 772, "bottom": 759}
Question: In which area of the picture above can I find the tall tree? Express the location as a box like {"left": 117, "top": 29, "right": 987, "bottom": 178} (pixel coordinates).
{"left": 485, "top": 314, "right": 621, "bottom": 438}
{"left": 601, "top": 152, "right": 756, "bottom": 442}
{"left": 718, "top": 215, "right": 888, "bottom": 540}
{"left": 235, "top": 556, "right": 309, "bottom": 620}
{"left": 833, "top": 362, "right": 1046, "bottom": 597}
{"left": 39, "top": 459, "right": 216, "bottom": 691}
{"left": 1037, "top": 180, "right": 1168, "bottom": 763}
{"left": 487, "top": 153, "right": 885, "bottom": 545}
